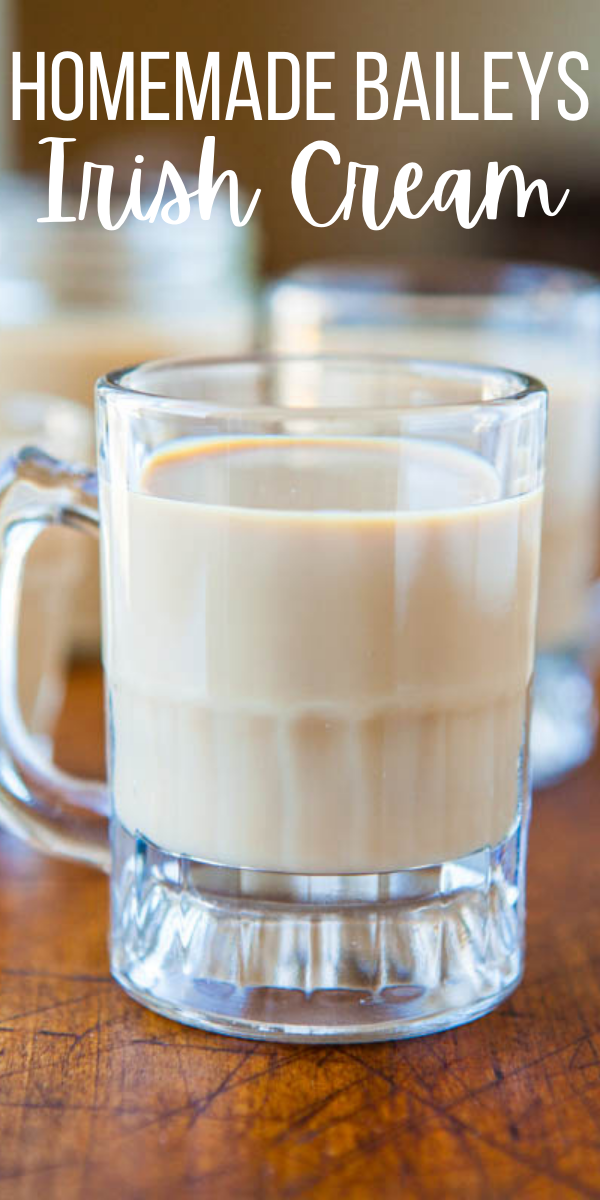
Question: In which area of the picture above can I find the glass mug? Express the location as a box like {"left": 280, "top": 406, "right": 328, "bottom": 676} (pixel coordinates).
{"left": 0, "top": 392, "right": 92, "bottom": 744}
{"left": 269, "top": 261, "right": 600, "bottom": 786}
{"left": 0, "top": 356, "right": 546, "bottom": 1042}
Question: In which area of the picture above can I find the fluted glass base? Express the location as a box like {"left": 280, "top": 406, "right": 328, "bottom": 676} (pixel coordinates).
{"left": 110, "top": 810, "right": 528, "bottom": 1043}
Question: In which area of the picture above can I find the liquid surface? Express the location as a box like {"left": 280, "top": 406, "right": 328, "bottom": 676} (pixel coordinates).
{"left": 144, "top": 435, "right": 502, "bottom": 512}
{"left": 101, "top": 435, "right": 542, "bottom": 873}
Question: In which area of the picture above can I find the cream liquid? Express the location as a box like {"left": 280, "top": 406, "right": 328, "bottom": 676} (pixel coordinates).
{"left": 272, "top": 317, "right": 597, "bottom": 652}
{"left": 101, "top": 436, "right": 541, "bottom": 873}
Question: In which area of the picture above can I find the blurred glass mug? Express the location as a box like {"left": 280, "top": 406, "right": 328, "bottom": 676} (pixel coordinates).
{"left": 0, "top": 172, "right": 261, "bottom": 657}
{"left": 0, "top": 356, "right": 545, "bottom": 1042}
{"left": 0, "top": 393, "right": 92, "bottom": 745}
{"left": 270, "top": 262, "right": 600, "bottom": 786}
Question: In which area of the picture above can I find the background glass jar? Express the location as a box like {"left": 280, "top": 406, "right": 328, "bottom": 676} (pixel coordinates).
{"left": 0, "top": 172, "right": 261, "bottom": 652}
{"left": 269, "top": 261, "right": 600, "bottom": 786}
{"left": 0, "top": 355, "right": 545, "bottom": 1042}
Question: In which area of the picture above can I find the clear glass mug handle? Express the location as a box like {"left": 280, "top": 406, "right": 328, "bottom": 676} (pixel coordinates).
{"left": 0, "top": 448, "right": 109, "bottom": 871}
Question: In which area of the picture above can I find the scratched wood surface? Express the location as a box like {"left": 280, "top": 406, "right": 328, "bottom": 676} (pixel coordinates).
{"left": 0, "top": 663, "right": 598, "bottom": 1199}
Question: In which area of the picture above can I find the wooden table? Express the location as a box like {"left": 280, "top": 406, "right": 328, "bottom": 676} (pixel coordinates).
{"left": 0, "top": 664, "right": 599, "bottom": 1199}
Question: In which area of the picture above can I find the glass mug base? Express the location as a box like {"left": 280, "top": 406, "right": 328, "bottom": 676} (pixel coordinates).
{"left": 532, "top": 650, "right": 597, "bottom": 788}
{"left": 110, "top": 818, "right": 527, "bottom": 1043}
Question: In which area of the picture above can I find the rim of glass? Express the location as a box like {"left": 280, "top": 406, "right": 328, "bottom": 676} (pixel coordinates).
{"left": 98, "top": 353, "right": 546, "bottom": 420}
{"left": 272, "top": 257, "right": 600, "bottom": 298}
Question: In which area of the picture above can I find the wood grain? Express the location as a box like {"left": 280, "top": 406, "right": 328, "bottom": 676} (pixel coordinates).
{"left": 0, "top": 661, "right": 598, "bottom": 1199}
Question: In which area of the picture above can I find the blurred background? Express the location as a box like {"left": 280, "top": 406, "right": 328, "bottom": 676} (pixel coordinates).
{"left": 3, "top": 0, "right": 600, "bottom": 272}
